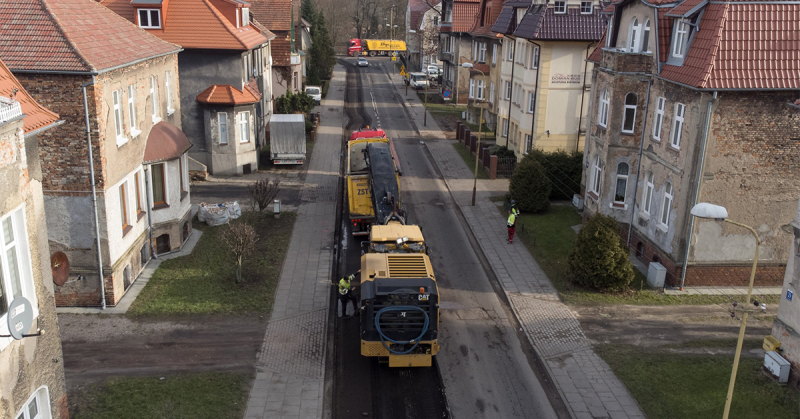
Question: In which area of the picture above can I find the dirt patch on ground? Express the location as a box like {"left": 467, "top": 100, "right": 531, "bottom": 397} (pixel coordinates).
{"left": 574, "top": 304, "right": 775, "bottom": 356}
{"left": 60, "top": 315, "right": 265, "bottom": 390}
{"left": 429, "top": 113, "right": 461, "bottom": 141}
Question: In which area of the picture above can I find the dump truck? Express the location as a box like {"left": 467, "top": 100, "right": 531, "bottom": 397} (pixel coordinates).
{"left": 359, "top": 253, "right": 440, "bottom": 367}
{"left": 268, "top": 114, "right": 306, "bottom": 165}
{"left": 347, "top": 129, "right": 403, "bottom": 235}
{"left": 348, "top": 39, "right": 407, "bottom": 57}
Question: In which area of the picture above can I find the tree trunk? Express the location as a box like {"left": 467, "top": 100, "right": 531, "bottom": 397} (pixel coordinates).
{"left": 235, "top": 257, "right": 243, "bottom": 283}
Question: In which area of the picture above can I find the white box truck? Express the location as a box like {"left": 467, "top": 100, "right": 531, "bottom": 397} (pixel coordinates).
{"left": 269, "top": 114, "right": 306, "bottom": 165}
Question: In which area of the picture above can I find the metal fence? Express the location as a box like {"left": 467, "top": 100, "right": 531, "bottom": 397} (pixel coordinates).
{"left": 496, "top": 156, "right": 516, "bottom": 178}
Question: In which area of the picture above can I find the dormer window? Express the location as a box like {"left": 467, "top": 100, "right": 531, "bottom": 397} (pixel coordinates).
{"left": 554, "top": 1, "right": 567, "bottom": 14}
{"left": 672, "top": 20, "right": 690, "bottom": 58}
{"left": 580, "top": 1, "right": 593, "bottom": 14}
{"left": 242, "top": 8, "right": 250, "bottom": 26}
{"left": 138, "top": 9, "right": 161, "bottom": 29}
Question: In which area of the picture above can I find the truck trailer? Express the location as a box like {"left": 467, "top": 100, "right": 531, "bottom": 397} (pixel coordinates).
{"left": 268, "top": 114, "right": 306, "bottom": 165}
{"left": 349, "top": 39, "right": 407, "bottom": 57}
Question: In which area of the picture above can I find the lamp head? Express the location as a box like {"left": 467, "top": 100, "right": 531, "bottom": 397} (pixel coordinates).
{"left": 690, "top": 203, "right": 729, "bottom": 221}
{"left": 461, "top": 62, "right": 474, "bottom": 68}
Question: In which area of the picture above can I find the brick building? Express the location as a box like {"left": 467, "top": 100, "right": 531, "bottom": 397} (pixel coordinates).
{"left": 0, "top": 58, "right": 68, "bottom": 419}
{"left": 0, "top": 0, "right": 192, "bottom": 307}
{"left": 250, "top": 0, "right": 303, "bottom": 99}
{"left": 462, "top": 0, "right": 503, "bottom": 132}
{"left": 102, "top": 0, "right": 275, "bottom": 175}
{"left": 581, "top": 0, "right": 800, "bottom": 287}
{"left": 439, "top": 0, "right": 481, "bottom": 104}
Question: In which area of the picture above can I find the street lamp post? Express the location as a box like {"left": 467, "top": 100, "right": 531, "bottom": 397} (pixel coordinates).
{"left": 689, "top": 202, "right": 761, "bottom": 419}
{"left": 462, "top": 62, "right": 484, "bottom": 206}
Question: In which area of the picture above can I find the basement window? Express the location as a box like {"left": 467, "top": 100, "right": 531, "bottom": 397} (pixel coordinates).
{"left": 138, "top": 9, "right": 161, "bottom": 29}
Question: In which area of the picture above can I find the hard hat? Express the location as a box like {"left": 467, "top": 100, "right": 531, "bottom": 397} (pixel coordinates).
{"left": 510, "top": 199, "right": 517, "bottom": 206}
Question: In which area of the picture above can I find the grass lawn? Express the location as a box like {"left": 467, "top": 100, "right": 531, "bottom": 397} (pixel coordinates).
{"left": 596, "top": 344, "right": 800, "bottom": 419}
{"left": 513, "top": 204, "right": 780, "bottom": 306}
{"left": 128, "top": 211, "right": 296, "bottom": 316}
{"left": 452, "top": 143, "right": 489, "bottom": 179}
{"left": 69, "top": 372, "right": 249, "bottom": 419}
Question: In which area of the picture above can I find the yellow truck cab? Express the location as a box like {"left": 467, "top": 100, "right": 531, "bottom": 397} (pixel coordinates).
{"left": 359, "top": 253, "right": 440, "bottom": 367}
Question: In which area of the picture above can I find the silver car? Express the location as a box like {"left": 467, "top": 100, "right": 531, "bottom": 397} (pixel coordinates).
{"left": 357, "top": 57, "right": 369, "bottom": 67}
{"left": 305, "top": 86, "right": 321, "bottom": 104}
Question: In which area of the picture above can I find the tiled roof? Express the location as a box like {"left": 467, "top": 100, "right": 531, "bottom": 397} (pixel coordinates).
{"left": 245, "top": 78, "right": 262, "bottom": 100}
{"left": 0, "top": 0, "right": 180, "bottom": 73}
{"left": 666, "top": 0, "right": 706, "bottom": 17}
{"left": 657, "top": 8, "right": 671, "bottom": 62}
{"left": 453, "top": 0, "right": 481, "bottom": 32}
{"left": 102, "top": 0, "right": 268, "bottom": 50}
{"left": 0, "top": 59, "right": 59, "bottom": 133}
{"left": 249, "top": 0, "right": 292, "bottom": 32}
{"left": 143, "top": 121, "right": 191, "bottom": 164}
{"left": 491, "top": 1, "right": 530, "bottom": 35}
{"left": 409, "top": 0, "right": 439, "bottom": 30}
{"left": 470, "top": 0, "right": 503, "bottom": 37}
{"left": 588, "top": 31, "right": 605, "bottom": 62}
{"left": 196, "top": 84, "right": 261, "bottom": 104}
{"left": 660, "top": 1, "right": 800, "bottom": 90}
{"left": 641, "top": 0, "right": 679, "bottom": 5}
{"left": 514, "top": 5, "right": 605, "bottom": 41}
{"left": 270, "top": 33, "right": 291, "bottom": 67}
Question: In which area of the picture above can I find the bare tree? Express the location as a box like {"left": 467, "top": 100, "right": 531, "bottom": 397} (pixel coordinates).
{"left": 249, "top": 179, "right": 281, "bottom": 212}
{"left": 220, "top": 223, "right": 259, "bottom": 284}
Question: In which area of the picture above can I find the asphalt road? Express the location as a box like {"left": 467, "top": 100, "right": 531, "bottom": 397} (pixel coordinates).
{"left": 332, "top": 57, "right": 561, "bottom": 419}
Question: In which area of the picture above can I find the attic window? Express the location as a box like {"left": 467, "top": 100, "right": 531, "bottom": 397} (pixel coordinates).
{"left": 580, "top": 1, "right": 593, "bottom": 14}
{"left": 671, "top": 20, "right": 690, "bottom": 58}
{"left": 138, "top": 9, "right": 161, "bottom": 29}
{"left": 554, "top": 1, "right": 567, "bottom": 14}
{"left": 242, "top": 7, "right": 250, "bottom": 26}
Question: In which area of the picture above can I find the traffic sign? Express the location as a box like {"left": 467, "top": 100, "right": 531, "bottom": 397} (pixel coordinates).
{"left": 392, "top": 56, "right": 397, "bottom": 62}
{"left": 442, "top": 89, "right": 451, "bottom": 99}
{"left": 400, "top": 65, "right": 405, "bottom": 72}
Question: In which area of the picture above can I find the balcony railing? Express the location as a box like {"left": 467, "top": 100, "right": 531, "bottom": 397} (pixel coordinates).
{"left": 0, "top": 97, "right": 22, "bottom": 125}
{"left": 600, "top": 48, "right": 653, "bottom": 74}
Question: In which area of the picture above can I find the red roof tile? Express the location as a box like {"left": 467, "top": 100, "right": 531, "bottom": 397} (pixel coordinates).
{"left": 666, "top": 0, "right": 706, "bottom": 17}
{"left": 249, "top": 0, "right": 292, "bottom": 32}
{"left": 143, "top": 121, "right": 191, "bottom": 164}
{"left": 660, "top": 2, "right": 800, "bottom": 90}
{"left": 102, "top": 0, "right": 268, "bottom": 50}
{"left": 657, "top": 8, "right": 671, "bottom": 62}
{"left": 0, "top": 58, "right": 59, "bottom": 133}
{"left": 470, "top": 0, "right": 503, "bottom": 36}
{"left": 270, "top": 33, "right": 291, "bottom": 66}
{"left": 196, "top": 84, "right": 260, "bottom": 104}
{"left": 453, "top": 0, "right": 481, "bottom": 32}
{"left": 588, "top": 30, "right": 605, "bottom": 62}
{"left": 0, "top": 0, "right": 180, "bottom": 73}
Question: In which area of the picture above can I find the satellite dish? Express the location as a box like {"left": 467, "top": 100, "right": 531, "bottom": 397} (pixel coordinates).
{"left": 7, "top": 296, "right": 33, "bottom": 340}
{"left": 51, "top": 252, "right": 69, "bottom": 286}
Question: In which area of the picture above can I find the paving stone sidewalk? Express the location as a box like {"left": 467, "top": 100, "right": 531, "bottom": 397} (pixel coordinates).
{"left": 243, "top": 64, "right": 346, "bottom": 419}
{"left": 383, "top": 62, "right": 646, "bottom": 419}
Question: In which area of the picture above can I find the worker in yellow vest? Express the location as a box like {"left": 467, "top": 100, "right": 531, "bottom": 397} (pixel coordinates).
{"left": 338, "top": 269, "right": 361, "bottom": 319}
{"left": 507, "top": 200, "right": 519, "bottom": 244}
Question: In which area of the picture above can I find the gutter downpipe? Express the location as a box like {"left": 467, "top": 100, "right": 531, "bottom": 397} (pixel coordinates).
{"left": 528, "top": 41, "right": 541, "bottom": 149}
{"left": 626, "top": 77, "right": 652, "bottom": 247}
{"left": 679, "top": 90, "right": 718, "bottom": 290}
{"left": 576, "top": 42, "right": 592, "bottom": 152}
{"left": 505, "top": 37, "right": 516, "bottom": 148}
{"left": 81, "top": 77, "right": 106, "bottom": 310}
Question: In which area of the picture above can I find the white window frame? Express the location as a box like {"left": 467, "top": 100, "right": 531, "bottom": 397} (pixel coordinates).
{"left": 597, "top": 88, "right": 609, "bottom": 128}
{"left": 0, "top": 204, "right": 38, "bottom": 352}
{"left": 478, "top": 42, "right": 487, "bottom": 63}
{"left": 628, "top": 17, "right": 640, "bottom": 52}
{"left": 469, "top": 79, "right": 475, "bottom": 99}
{"left": 606, "top": 17, "right": 614, "bottom": 47}
{"left": 504, "top": 81, "right": 511, "bottom": 100}
{"left": 641, "top": 171, "right": 654, "bottom": 216}
{"left": 477, "top": 79, "right": 485, "bottom": 100}
{"left": 135, "top": 169, "right": 145, "bottom": 216}
{"left": 506, "top": 40, "right": 514, "bottom": 61}
{"left": 642, "top": 19, "right": 651, "bottom": 53}
{"left": 112, "top": 89, "right": 126, "bottom": 146}
{"left": 149, "top": 162, "right": 168, "bottom": 207}
{"left": 528, "top": 91, "right": 535, "bottom": 113}
{"left": 530, "top": 45, "right": 539, "bottom": 68}
{"left": 672, "top": 20, "right": 689, "bottom": 58}
{"left": 489, "top": 82, "right": 494, "bottom": 104}
{"left": 502, "top": 119, "right": 508, "bottom": 137}
{"left": 590, "top": 155, "right": 602, "bottom": 195}
{"left": 524, "top": 134, "right": 532, "bottom": 154}
{"left": 671, "top": 103, "right": 685, "bottom": 149}
{"left": 614, "top": 163, "right": 629, "bottom": 205}
{"left": 554, "top": 1, "right": 567, "bottom": 14}
{"left": 621, "top": 93, "right": 637, "bottom": 134}
{"left": 239, "top": 111, "right": 250, "bottom": 143}
{"left": 165, "top": 71, "right": 174, "bottom": 115}
{"left": 218, "top": 112, "right": 228, "bottom": 145}
{"left": 15, "top": 386, "right": 52, "bottom": 419}
{"left": 150, "top": 75, "right": 160, "bottom": 123}
{"left": 491, "top": 44, "right": 497, "bottom": 65}
{"left": 127, "top": 84, "right": 139, "bottom": 137}
{"left": 659, "top": 182, "right": 673, "bottom": 230}
{"left": 242, "top": 7, "right": 250, "bottom": 26}
{"left": 580, "top": 1, "right": 593, "bottom": 14}
{"left": 652, "top": 97, "right": 665, "bottom": 140}
{"left": 138, "top": 9, "right": 161, "bottom": 29}
{"left": 119, "top": 180, "right": 129, "bottom": 232}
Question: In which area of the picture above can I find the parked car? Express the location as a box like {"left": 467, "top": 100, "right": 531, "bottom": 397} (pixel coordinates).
{"left": 409, "top": 72, "right": 429, "bottom": 90}
{"left": 305, "top": 86, "right": 321, "bottom": 104}
{"left": 426, "top": 65, "right": 441, "bottom": 79}
{"left": 357, "top": 57, "right": 369, "bottom": 67}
